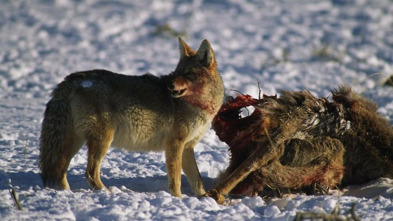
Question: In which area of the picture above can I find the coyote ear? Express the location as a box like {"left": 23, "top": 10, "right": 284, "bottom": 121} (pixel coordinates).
{"left": 196, "top": 39, "right": 215, "bottom": 68}
{"left": 178, "top": 37, "right": 196, "bottom": 59}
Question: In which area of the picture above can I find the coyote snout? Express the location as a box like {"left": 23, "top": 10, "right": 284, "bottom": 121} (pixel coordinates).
{"left": 39, "top": 38, "right": 225, "bottom": 198}
{"left": 169, "top": 77, "right": 189, "bottom": 98}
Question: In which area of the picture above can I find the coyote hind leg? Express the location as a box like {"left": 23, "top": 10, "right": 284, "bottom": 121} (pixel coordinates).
{"left": 85, "top": 130, "right": 114, "bottom": 191}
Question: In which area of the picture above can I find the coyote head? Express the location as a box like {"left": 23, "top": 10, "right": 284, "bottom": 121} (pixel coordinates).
{"left": 168, "top": 38, "right": 224, "bottom": 115}
{"left": 169, "top": 38, "right": 218, "bottom": 98}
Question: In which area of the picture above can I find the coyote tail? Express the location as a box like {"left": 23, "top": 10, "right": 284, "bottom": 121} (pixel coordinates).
{"left": 39, "top": 81, "right": 73, "bottom": 188}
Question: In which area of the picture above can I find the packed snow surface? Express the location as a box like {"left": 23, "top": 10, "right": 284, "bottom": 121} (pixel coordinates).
{"left": 1, "top": 0, "right": 393, "bottom": 220}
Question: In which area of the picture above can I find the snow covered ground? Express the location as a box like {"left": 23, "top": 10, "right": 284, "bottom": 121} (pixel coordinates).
{"left": 1, "top": 0, "right": 393, "bottom": 220}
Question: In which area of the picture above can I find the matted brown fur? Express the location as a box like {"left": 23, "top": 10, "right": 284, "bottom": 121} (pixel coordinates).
{"left": 207, "top": 86, "right": 393, "bottom": 203}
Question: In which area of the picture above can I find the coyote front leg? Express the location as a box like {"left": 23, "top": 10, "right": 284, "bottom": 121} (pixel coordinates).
{"left": 182, "top": 144, "right": 206, "bottom": 196}
{"left": 166, "top": 140, "right": 185, "bottom": 198}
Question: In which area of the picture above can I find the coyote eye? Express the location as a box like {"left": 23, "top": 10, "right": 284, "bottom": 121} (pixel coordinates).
{"left": 184, "top": 72, "right": 197, "bottom": 82}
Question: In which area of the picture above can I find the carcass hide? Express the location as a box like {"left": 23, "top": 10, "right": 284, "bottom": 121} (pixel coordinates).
{"left": 208, "top": 86, "right": 393, "bottom": 203}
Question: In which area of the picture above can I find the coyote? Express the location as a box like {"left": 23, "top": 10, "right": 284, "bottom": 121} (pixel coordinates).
{"left": 206, "top": 86, "right": 393, "bottom": 203}
{"left": 39, "top": 38, "right": 225, "bottom": 198}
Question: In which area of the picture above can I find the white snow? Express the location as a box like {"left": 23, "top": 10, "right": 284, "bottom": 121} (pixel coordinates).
{"left": 1, "top": 0, "right": 393, "bottom": 220}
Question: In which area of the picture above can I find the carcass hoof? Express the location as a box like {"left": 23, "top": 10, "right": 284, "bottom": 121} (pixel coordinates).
{"left": 204, "top": 189, "right": 226, "bottom": 204}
